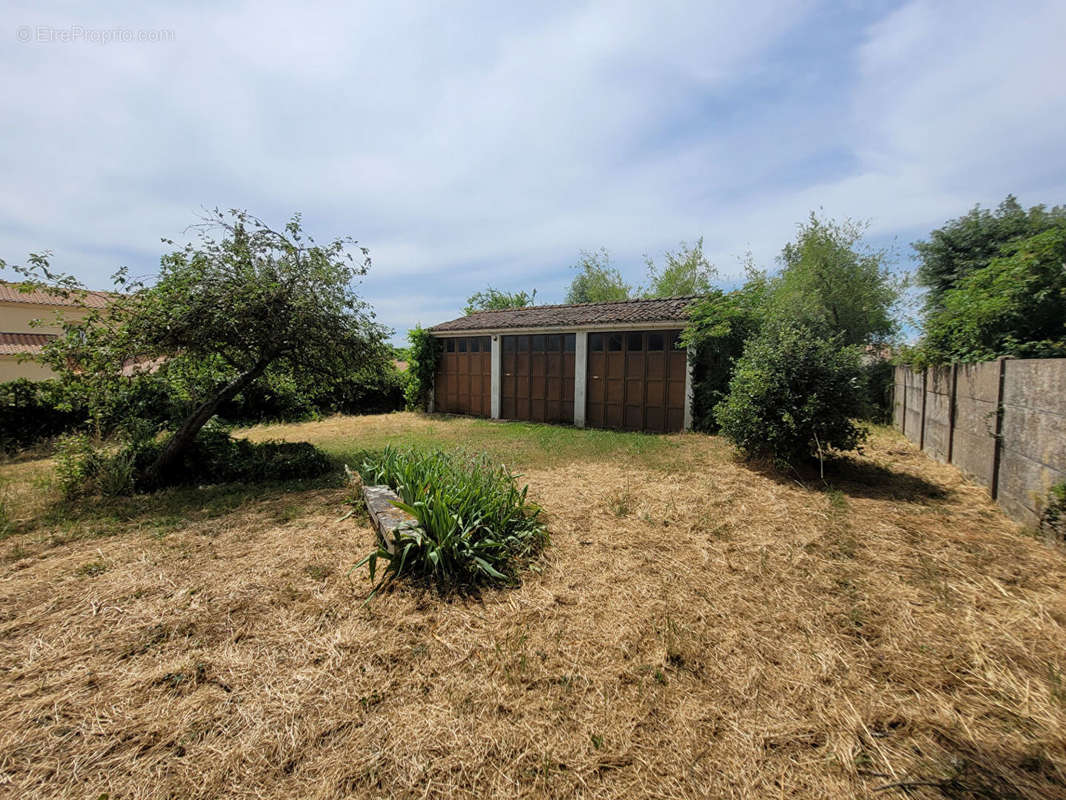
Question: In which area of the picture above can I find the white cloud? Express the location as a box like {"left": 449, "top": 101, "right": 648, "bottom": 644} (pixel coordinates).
{"left": 2, "top": 0, "right": 1065, "bottom": 344}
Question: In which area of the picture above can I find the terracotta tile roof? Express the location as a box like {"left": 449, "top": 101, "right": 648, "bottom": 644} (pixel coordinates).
{"left": 0, "top": 332, "right": 57, "bottom": 355}
{"left": 429, "top": 295, "right": 701, "bottom": 332}
{"left": 0, "top": 281, "right": 112, "bottom": 309}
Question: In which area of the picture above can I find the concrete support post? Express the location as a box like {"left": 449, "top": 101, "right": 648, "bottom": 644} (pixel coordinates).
{"left": 947, "top": 362, "right": 958, "bottom": 463}
{"left": 919, "top": 368, "right": 928, "bottom": 451}
{"left": 990, "top": 357, "right": 1007, "bottom": 500}
{"left": 683, "top": 344, "right": 695, "bottom": 432}
{"left": 490, "top": 335, "right": 501, "bottom": 420}
{"left": 573, "top": 331, "right": 588, "bottom": 428}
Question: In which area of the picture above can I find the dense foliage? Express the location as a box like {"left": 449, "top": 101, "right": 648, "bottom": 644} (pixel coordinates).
{"left": 10, "top": 210, "right": 392, "bottom": 484}
{"left": 715, "top": 321, "right": 868, "bottom": 466}
{"left": 684, "top": 214, "right": 898, "bottom": 441}
{"left": 0, "top": 363, "right": 404, "bottom": 454}
{"left": 643, "top": 238, "right": 716, "bottom": 297}
{"left": 55, "top": 423, "right": 334, "bottom": 498}
{"left": 464, "top": 286, "right": 537, "bottom": 315}
{"left": 914, "top": 195, "right": 1066, "bottom": 313}
{"left": 565, "top": 248, "right": 633, "bottom": 304}
{"left": 357, "top": 446, "right": 547, "bottom": 594}
{"left": 915, "top": 226, "right": 1066, "bottom": 364}
{"left": 0, "top": 379, "right": 86, "bottom": 452}
{"left": 403, "top": 325, "right": 442, "bottom": 410}
{"left": 772, "top": 214, "right": 898, "bottom": 346}
{"left": 682, "top": 269, "right": 770, "bottom": 431}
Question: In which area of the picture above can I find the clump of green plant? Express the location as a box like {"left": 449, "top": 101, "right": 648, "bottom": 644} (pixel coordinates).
{"left": 1040, "top": 483, "right": 1066, "bottom": 541}
{"left": 54, "top": 423, "right": 334, "bottom": 498}
{"left": 356, "top": 446, "right": 547, "bottom": 594}
{"left": 715, "top": 320, "right": 868, "bottom": 467}
{"left": 403, "top": 325, "right": 442, "bottom": 411}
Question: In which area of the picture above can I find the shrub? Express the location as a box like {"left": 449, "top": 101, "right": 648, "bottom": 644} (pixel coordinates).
{"left": 714, "top": 321, "right": 868, "bottom": 466}
{"left": 682, "top": 272, "right": 769, "bottom": 432}
{"left": 403, "top": 325, "right": 442, "bottom": 411}
{"left": 356, "top": 446, "right": 547, "bottom": 593}
{"left": 861, "top": 357, "right": 895, "bottom": 424}
{"left": 0, "top": 379, "right": 87, "bottom": 453}
{"left": 132, "top": 424, "right": 335, "bottom": 489}
{"left": 54, "top": 423, "right": 334, "bottom": 497}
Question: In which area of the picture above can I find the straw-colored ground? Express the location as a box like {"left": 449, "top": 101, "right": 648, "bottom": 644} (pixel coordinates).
{"left": 1, "top": 412, "right": 1064, "bottom": 799}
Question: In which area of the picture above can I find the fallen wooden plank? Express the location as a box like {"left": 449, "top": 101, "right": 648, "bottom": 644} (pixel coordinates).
{"left": 362, "top": 484, "right": 418, "bottom": 555}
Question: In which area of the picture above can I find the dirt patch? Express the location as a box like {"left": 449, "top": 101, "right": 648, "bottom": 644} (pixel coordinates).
{"left": 0, "top": 421, "right": 1064, "bottom": 799}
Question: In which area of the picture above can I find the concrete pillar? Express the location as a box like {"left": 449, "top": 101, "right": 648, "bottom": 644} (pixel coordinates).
{"left": 490, "top": 335, "right": 501, "bottom": 419}
{"left": 573, "top": 331, "right": 588, "bottom": 428}
{"left": 683, "top": 344, "right": 695, "bottom": 432}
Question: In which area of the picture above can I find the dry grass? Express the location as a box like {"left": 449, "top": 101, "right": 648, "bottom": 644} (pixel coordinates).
{"left": 1, "top": 413, "right": 1065, "bottom": 799}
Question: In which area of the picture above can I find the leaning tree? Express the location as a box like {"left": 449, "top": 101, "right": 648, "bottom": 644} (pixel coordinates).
{"left": 15, "top": 209, "right": 390, "bottom": 483}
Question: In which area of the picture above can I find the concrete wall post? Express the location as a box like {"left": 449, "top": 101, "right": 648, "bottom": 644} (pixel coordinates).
{"left": 490, "top": 335, "right": 501, "bottom": 419}
{"left": 573, "top": 331, "right": 588, "bottom": 428}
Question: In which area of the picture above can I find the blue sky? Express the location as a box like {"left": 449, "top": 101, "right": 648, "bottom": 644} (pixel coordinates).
{"left": 3, "top": 1, "right": 1065, "bottom": 344}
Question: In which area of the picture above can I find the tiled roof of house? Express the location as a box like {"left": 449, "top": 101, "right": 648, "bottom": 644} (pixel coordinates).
{"left": 0, "top": 281, "right": 112, "bottom": 309}
{"left": 429, "top": 295, "right": 701, "bottom": 332}
{"left": 0, "top": 332, "right": 57, "bottom": 355}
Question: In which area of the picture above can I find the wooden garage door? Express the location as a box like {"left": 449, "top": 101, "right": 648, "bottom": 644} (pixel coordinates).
{"left": 501, "top": 334, "right": 575, "bottom": 424}
{"left": 435, "top": 336, "right": 491, "bottom": 417}
{"left": 586, "top": 330, "right": 686, "bottom": 432}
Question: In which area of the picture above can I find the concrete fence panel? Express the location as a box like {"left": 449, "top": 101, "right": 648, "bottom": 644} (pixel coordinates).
{"left": 893, "top": 357, "right": 1066, "bottom": 528}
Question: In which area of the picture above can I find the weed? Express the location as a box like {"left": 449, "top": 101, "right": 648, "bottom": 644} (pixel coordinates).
{"left": 304, "top": 564, "right": 331, "bottom": 581}
{"left": 76, "top": 560, "right": 107, "bottom": 577}
{"left": 608, "top": 486, "right": 636, "bottom": 517}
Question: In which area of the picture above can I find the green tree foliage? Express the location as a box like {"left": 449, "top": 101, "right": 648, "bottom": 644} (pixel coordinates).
{"left": 464, "top": 286, "right": 537, "bottom": 315}
{"left": 11, "top": 209, "right": 391, "bottom": 484}
{"left": 919, "top": 227, "right": 1066, "bottom": 363}
{"left": 682, "top": 266, "right": 770, "bottom": 430}
{"left": 565, "top": 248, "right": 632, "bottom": 304}
{"left": 403, "top": 324, "right": 443, "bottom": 410}
{"left": 643, "top": 237, "right": 716, "bottom": 298}
{"left": 773, "top": 213, "right": 898, "bottom": 347}
{"left": 914, "top": 195, "right": 1066, "bottom": 312}
{"left": 715, "top": 320, "right": 868, "bottom": 465}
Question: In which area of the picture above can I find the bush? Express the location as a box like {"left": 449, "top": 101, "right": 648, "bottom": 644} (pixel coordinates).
{"left": 54, "top": 423, "right": 335, "bottom": 497}
{"left": 715, "top": 321, "right": 868, "bottom": 466}
{"left": 356, "top": 446, "right": 547, "bottom": 593}
{"left": 0, "top": 379, "right": 87, "bottom": 453}
{"left": 403, "top": 325, "right": 442, "bottom": 411}
{"left": 682, "top": 274, "right": 769, "bottom": 431}
{"left": 861, "top": 357, "right": 895, "bottom": 424}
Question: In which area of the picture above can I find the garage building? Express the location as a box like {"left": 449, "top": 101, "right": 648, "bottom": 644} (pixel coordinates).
{"left": 428, "top": 296, "right": 697, "bottom": 433}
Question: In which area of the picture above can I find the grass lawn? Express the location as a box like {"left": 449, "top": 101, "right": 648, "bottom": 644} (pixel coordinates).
{"left": 1, "top": 412, "right": 1064, "bottom": 799}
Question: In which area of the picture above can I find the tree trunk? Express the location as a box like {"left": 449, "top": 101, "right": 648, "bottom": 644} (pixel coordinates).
{"left": 145, "top": 360, "right": 270, "bottom": 485}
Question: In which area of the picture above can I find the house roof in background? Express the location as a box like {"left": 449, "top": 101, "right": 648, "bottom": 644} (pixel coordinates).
{"left": 0, "top": 281, "right": 112, "bottom": 309}
{"left": 429, "top": 295, "right": 700, "bottom": 333}
{"left": 0, "top": 331, "right": 57, "bottom": 355}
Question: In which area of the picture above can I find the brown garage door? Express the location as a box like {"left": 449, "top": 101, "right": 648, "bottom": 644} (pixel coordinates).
{"left": 586, "top": 330, "right": 686, "bottom": 432}
{"left": 501, "top": 333, "right": 575, "bottom": 424}
{"left": 435, "top": 336, "right": 491, "bottom": 416}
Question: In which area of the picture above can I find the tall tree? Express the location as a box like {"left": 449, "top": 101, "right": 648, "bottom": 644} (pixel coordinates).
{"left": 19, "top": 209, "right": 389, "bottom": 483}
{"left": 565, "top": 248, "right": 632, "bottom": 304}
{"left": 772, "top": 213, "right": 899, "bottom": 347}
{"left": 914, "top": 195, "right": 1066, "bottom": 312}
{"left": 464, "top": 286, "right": 536, "bottom": 315}
{"left": 643, "top": 237, "right": 716, "bottom": 297}
{"left": 919, "top": 226, "right": 1066, "bottom": 363}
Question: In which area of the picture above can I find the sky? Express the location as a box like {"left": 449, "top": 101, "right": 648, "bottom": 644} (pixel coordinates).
{"left": 3, "top": 0, "right": 1065, "bottom": 345}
